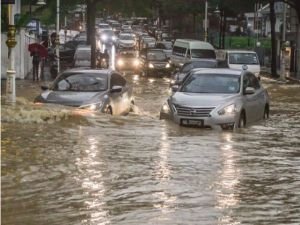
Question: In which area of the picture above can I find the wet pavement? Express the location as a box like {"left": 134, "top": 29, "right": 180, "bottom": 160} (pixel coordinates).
{"left": 1, "top": 74, "right": 300, "bottom": 225}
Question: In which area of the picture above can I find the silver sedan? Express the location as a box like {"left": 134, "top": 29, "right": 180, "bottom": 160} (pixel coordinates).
{"left": 160, "top": 68, "right": 270, "bottom": 129}
{"left": 34, "top": 68, "right": 134, "bottom": 115}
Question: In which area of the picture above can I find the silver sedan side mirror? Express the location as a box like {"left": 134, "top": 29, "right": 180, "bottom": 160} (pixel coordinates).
{"left": 244, "top": 87, "right": 255, "bottom": 95}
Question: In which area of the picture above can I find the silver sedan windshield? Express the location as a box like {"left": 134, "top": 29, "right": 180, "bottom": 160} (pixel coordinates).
{"left": 54, "top": 73, "right": 108, "bottom": 92}
{"left": 181, "top": 74, "right": 240, "bottom": 94}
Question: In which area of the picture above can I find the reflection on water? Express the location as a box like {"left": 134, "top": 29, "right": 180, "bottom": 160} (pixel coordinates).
{"left": 1, "top": 78, "right": 300, "bottom": 225}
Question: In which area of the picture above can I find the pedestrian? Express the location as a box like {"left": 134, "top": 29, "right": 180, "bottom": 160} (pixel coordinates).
{"left": 31, "top": 48, "right": 41, "bottom": 81}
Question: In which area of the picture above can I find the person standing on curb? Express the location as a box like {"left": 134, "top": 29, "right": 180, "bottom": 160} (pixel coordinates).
{"left": 31, "top": 48, "right": 41, "bottom": 81}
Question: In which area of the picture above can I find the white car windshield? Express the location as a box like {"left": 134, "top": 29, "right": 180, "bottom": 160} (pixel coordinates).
{"left": 181, "top": 74, "right": 240, "bottom": 94}
{"left": 229, "top": 53, "right": 259, "bottom": 65}
{"left": 54, "top": 73, "right": 108, "bottom": 92}
{"left": 120, "top": 35, "right": 134, "bottom": 40}
{"left": 147, "top": 52, "right": 167, "bottom": 60}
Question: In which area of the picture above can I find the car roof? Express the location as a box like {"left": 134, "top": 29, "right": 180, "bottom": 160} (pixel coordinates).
{"left": 62, "top": 68, "right": 113, "bottom": 75}
{"left": 192, "top": 68, "right": 243, "bottom": 76}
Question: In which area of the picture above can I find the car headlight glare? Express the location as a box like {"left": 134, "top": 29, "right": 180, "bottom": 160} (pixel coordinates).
{"left": 218, "top": 104, "right": 236, "bottom": 115}
{"left": 162, "top": 102, "right": 170, "bottom": 113}
{"left": 149, "top": 63, "right": 154, "bottom": 68}
{"left": 101, "top": 35, "right": 108, "bottom": 41}
{"left": 165, "top": 63, "right": 170, "bottom": 68}
{"left": 133, "top": 59, "right": 139, "bottom": 66}
{"left": 112, "top": 36, "right": 117, "bottom": 41}
{"left": 117, "top": 59, "right": 124, "bottom": 66}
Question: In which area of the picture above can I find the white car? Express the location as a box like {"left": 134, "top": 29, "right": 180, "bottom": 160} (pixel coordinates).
{"left": 226, "top": 50, "right": 261, "bottom": 78}
{"left": 117, "top": 33, "right": 136, "bottom": 49}
{"left": 160, "top": 68, "right": 270, "bottom": 130}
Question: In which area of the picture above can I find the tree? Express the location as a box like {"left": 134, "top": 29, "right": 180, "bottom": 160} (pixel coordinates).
{"left": 269, "top": 0, "right": 278, "bottom": 77}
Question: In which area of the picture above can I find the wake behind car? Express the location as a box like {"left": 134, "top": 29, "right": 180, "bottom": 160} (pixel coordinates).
{"left": 34, "top": 68, "right": 134, "bottom": 115}
{"left": 160, "top": 68, "right": 270, "bottom": 129}
{"left": 139, "top": 49, "right": 172, "bottom": 76}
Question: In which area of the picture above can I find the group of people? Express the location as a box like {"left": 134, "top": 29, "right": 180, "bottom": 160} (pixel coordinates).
{"left": 30, "top": 32, "right": 57, "bottom": 81}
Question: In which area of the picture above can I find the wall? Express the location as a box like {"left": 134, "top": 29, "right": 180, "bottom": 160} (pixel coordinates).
{"left": 1, "top": 29, "right": 37, "bottom": 79}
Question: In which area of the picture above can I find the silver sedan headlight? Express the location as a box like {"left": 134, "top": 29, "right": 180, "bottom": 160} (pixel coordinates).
{"left": 161, "top": 102, "right": 171, "bottom": 114}
{"left": 218, "top": 104, "right": 237, "bottom": 116}
{"left": 79, "top": 101, "right": 104, "bottom": 111}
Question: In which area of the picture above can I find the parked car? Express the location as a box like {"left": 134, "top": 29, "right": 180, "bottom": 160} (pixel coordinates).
{"left": 73, "top": 45, "right": 91, "bottom": 68}
{"left": 116, "top": 50, "right": 140, "bottom": 73}
{"left": 139, "top": 49, "right": 172, "bottom": 76}
{"left": 34, "top": 68, "right": 134, "bottom": 115}
{"left": 170, "top": 59, "right": 218, "bottom": 84}
{"left": 160, "top": 68, "right": 270, "bottom": 130}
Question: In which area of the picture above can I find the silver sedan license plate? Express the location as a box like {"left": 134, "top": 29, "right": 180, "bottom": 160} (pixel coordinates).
{"left": 181, "top": 119, "right": 204, "bottom": 127}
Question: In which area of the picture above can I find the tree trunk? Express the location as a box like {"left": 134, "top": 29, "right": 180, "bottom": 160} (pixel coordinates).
{"left": 297, "top": 23, "right": 300, "bottom": 78}
{"left": 270, "top": 0, "right": 278, "bottom": 78}
{"left": 86, "top": 0, "right": 96, "bottom": 68}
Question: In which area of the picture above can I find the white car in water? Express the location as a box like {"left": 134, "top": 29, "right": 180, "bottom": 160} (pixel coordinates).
{"left": 160, "top": 68, "right": 270, "bottom": 130}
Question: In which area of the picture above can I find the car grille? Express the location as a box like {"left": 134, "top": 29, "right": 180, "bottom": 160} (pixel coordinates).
{"left": 174, "top": 105, "right": 215, "bottom": 117}
{"left": 154, "top": 63, "right": 166, "bottom": 68}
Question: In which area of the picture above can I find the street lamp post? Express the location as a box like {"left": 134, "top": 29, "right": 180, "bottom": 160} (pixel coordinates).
{"left": 6, "top": 3, "right": 17, "bottom": 104}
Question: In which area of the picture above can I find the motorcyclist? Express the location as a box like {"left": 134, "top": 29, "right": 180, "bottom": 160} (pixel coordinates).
{"left": 101, "top": 49, "right": 109, "bottom": 68}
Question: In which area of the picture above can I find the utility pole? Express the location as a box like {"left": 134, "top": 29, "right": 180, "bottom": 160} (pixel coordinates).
{"left": 204, "top": 0, "right": 208, "bottom": 42}
{"left": 56, "top": 0, "right": 60, "bottom": 73}
{"left": 280, "top": 2, "right": 287, "bottom": 81}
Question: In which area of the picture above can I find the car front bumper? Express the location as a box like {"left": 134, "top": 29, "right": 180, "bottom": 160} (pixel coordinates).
{"left": 161, "top": 111, "right": 239, "bottom": 128}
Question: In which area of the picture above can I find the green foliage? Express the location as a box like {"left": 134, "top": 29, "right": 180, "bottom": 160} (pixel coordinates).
{"left": 212, "top": 36, "right": 271, "bottom": 49}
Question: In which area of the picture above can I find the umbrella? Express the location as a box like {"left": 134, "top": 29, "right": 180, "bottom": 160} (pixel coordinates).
{"left": 28, "top": 43, "right": 48, "bottom": 58}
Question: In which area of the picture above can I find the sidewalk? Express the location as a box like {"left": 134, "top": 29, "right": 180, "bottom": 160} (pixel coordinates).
{"left": 261, "top": 66, "right": 300, "bottom": 84}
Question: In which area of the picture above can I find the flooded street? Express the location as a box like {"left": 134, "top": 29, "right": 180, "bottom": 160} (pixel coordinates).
{"left": 2, "top": 76, "right": 300, "bottom": 225}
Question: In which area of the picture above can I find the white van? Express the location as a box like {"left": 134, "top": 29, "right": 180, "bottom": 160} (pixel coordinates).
{"left": 170, "top": 39, "right": 216, "bottom": 67}
{"left": 226, "top": 50, "right": 261, "bottom": 77}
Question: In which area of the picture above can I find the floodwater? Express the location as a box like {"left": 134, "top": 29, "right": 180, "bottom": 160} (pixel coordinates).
{"left": 1, "top": 75, "right": 300, "bottom": 225}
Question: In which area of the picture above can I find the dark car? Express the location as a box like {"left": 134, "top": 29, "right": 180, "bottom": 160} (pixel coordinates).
{"left": 116, "top": 50, "right": 140, "bottom": 73}
{"left": 34, "top": 68, "right": 134, "bottom": 115}
{"left": 139, "top": 49, "right": 172, "bottom": 76}
{"left": 99, "top": 29, "right": 117, "bottom": 45}
{"left": 170, "top": 59, "right": 218, "bottom": 84}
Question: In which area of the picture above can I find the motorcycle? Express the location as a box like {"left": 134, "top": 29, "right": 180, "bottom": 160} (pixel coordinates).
{"left": 96, "top": 56, "right": 109, "bottom": 69}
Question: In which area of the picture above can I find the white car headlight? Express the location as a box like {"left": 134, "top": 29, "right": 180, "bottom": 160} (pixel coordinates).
{"left": 79, "top": 102, "right": 103, "bottom": 111}
{"left": 218, "top": 104, "right": 237, "bottom": 115}
{"left": 117, "top": 59, "right": 124, "bottom": 66}
{"left": 165, "top": 63, "right": 171, "bottom": 68}
{"left": 112, "top": 36, "right": 117, "bottom": 41}
{"left": 149, "top": 63, "right": 154, "bottom": 68}
{"left": 161, "top": 102, "right": 171, "bottom": 113}
{"left": 101, "top": 35, "right": 108, "bottom": 41}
